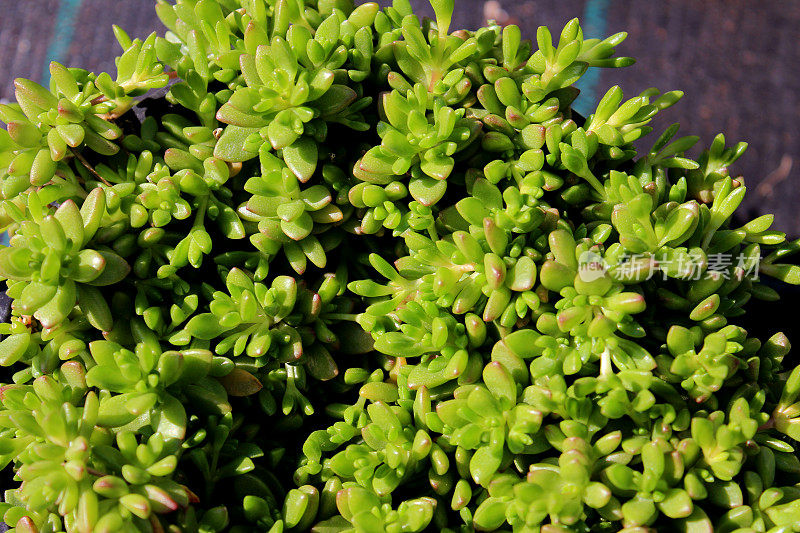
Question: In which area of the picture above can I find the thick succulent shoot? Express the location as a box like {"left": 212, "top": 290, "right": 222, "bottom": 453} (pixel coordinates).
{"left": 0, "top": 188, "right": 129, "bottom": 332}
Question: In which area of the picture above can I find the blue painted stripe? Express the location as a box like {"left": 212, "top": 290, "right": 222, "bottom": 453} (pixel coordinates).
{"left": 41, "top": 0, "right": 84, "bottom": 83}
{"left": 573, "top": 0, "right": 611, "bottom": 117}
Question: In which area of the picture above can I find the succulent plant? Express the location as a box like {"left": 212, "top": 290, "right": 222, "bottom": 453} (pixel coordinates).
{"left": 1, "top": 0, "right": 800, "bottom": 532}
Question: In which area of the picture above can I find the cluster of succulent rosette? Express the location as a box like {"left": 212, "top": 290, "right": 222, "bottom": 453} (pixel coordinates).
{"left": 1, "top": 0, "right": 800, "bottom": 531}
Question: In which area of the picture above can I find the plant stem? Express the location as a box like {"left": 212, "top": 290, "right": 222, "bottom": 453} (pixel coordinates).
{"left": 324, "top": 313, "right": 360, "bottom": 321}
{"left": 70, "top": 149, "right": 111, "bottom": 187}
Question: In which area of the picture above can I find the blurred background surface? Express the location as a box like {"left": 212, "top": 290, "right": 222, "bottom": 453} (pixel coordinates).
{"left": 0, "top": 0, "right": 798, "bottom": 234}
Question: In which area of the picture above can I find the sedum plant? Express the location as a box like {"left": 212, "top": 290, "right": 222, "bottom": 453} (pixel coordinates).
{"left": 1, "top": 0, "right": 800, "bottom": 531}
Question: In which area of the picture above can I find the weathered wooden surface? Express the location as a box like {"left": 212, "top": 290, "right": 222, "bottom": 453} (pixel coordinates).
{"left": 0, "top": 0, "right": 798, "bottom": 234}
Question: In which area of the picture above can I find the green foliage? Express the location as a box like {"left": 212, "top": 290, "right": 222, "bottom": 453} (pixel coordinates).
{"left": 0, "top": 0, "right": 799, "bottom": 532}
